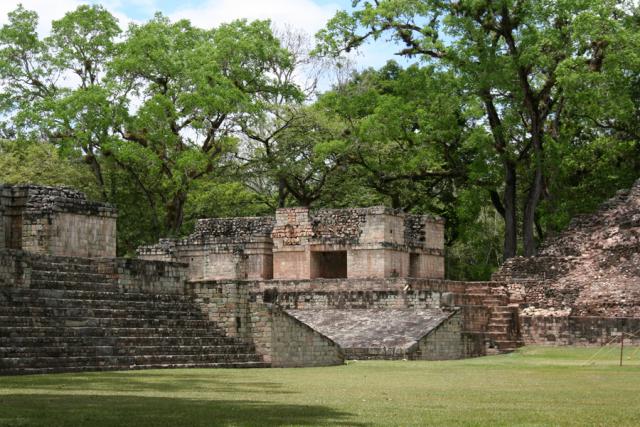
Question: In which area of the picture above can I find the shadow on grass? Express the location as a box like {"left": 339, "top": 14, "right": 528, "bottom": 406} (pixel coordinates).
{"left": 0, "top": 394, "right": 365, "bottom": 427}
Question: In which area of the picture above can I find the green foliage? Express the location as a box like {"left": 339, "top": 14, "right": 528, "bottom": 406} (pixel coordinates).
{"left": 0, "top": 140, "right": 97, "bottom": 196}
{"left": 317, "top": 0, "right": 640, "bottom": 261}
{"left": 0, "top": 5, "right": 302, "bottom": 243}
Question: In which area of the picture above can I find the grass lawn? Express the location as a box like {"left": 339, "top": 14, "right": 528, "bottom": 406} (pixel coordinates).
{"left": 1, "top": 346, "right": 639, "bottom": 426}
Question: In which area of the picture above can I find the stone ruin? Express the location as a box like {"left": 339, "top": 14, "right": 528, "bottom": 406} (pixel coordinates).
{"left": 5, "top": 179, "right": 639, "bottom": 375}
{"left": 0, "top": 185, "right": 268, "bottom": 374}
{"left": 495, "top": 178, "right": 640, "bottom": 346}
{"left": 137, "top": 206, "right": 445, "bottom": 281}
{"left": 0, "top": 185, "right": 117, "bottom": 258}
{"left": 1, "top": 185, "right": 526, "bottom": 374}
{"left": 139, "top": 206, "right": 520, "bottom": 362}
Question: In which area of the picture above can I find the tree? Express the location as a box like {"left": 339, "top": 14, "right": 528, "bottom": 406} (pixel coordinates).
{"left": 317, "top": 0, "right": 638, "bottom": 259}
{"left": 317, "top": 62, "right": 476, "bottom": 215}
{"left": 0, "top": 6, "right": 302, "bottom": 238}
{"left": 0, "top": 5, "right": 122, "bottom": 198}
{"left": 0, "top": 139, "right": 97, "bottom": 194}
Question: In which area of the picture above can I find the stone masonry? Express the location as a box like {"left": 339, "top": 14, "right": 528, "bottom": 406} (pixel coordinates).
{"left": 138, "top": 217, "right": 274, "bottom": 281}
{"left": 139, "top": 206, "right": 445, "bottom": 282}
{"left": 0, "top": 185, "right": 117, "bottom": 258}
{"left": 495, "top": 178, "right": 640, "bottom": 346}
{"left": 271, "top": 207, "right": 445, "bottom": 280}
{"left": 2, "top": 183, "right": 525, "bottom": 374}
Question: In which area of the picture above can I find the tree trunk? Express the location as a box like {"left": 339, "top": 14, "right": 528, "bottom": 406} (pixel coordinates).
{"left": 277, "top": 176, "right": 287, "bottom": 208}
{"left": 503, "top": 159, "right": 517, "bottom": 260}
{"left": 166, "top": 191, "right": 187, "bottom": 236}
{"left": 85, "top": 153, "right": 108, "bottom": 200}
{"left": 523, "top": 137, "right": 544, "bottom": 257}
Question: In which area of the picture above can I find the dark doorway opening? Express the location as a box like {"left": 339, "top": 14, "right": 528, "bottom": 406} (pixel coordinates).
{"left": 311, "top": 251, "right": 347, "bottom": 279}
{"left": 409, "top": 253, "right": 420, "bottom": 278}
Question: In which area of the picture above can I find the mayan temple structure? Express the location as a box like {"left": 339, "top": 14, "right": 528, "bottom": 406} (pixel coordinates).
{"left": 139, "top": 206, "right": 521, "bottom": 361}
{"left": 0, "top": 185, "right": 268, "bottom": 374}
{"left": 11, "top": 180, "right": 640, "bottom": 374}
{"left": 138, "top": 207, "right": 445, "bottom": 281}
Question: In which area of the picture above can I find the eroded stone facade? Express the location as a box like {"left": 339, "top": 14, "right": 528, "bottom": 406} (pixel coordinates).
{"left": 138, "top": 217, "right": 274, "bottom": 281}
{"left": 139, "top": 206, "right": 445, "bottom": 282}
{"left": 0, "top": 185, "right": 116, "bottom": 258}
{"left": 495, "top": 178, "right": 640, "bottom": 346}
{"left": 1, "top": 184, "right": 526, "bottom": 374}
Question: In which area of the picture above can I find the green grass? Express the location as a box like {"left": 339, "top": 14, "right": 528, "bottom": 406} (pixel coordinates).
{"left": 1, "top": 346, "right": 640, "bottom": 426}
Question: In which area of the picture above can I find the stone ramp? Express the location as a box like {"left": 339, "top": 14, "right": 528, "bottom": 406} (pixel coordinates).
{"left": 285, "top": 309, "right": 451, "bottom": 359}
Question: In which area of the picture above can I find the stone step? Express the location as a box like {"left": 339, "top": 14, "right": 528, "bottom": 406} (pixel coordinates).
{"left": 0, "top": 361, "right": 269, "bottom": 375}
{"left": 484, "top": 331, "right": 509, "bottom": 341}
{"left": 30, "top": 271, "right": 116, "bottom": 283}
{"left": 0, "top": 344, "right": 256, "bottom": 358}
{"left": 0, "top": 335, "right": 244, "bottom": 347}
{"left": 28, "top": 257, "right": 98, "bottom": 268}
{"left": 0, "top": 307, "right": 207, "bottom": 320}
{"left": 492, "top": 307, "right": 517, "bottom": 313}
{"left": 30, "top": 261, "right": 106, "bottom": 274}
{"left": 1, "top": 290, "right": 191, "bottom": 303}
{"left": 0, "top": 317, "right": 213, "bottom": 329}
{"left": 0, "top": 326, "right": 224, "bottom": 338}
{"left": 27, "top": 281, "right": 121, "bottom": 292}
{"left": 490, "top": 314, "right": 514, "bottom": 321}
{"left": 0, "top": 353, "right": 264, "bottom": 369}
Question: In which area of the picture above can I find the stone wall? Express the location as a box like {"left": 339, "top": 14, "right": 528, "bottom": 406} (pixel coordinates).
{"left": 0, "top": 204, "right": 4, "bottom": 249}
{"left": 186, "top": 280, "right": 254, "bottom": 339}
{"left": 411, "top": 311, "right": 470, "bottom": 360}
{"left": 184, "top": 280, "right": 343, "bottom": 367}
{"left": 252, "top": 304, "right": 344, "bottom": 367}
{"left": 138, "top": 217, "right": 274, "bottom": 281}
{"left": 272, "top": 206, "right": 445, "bottom": 280}
{"left": 520, "top": 316, "right": 640, "bottom": 346}
{"left": 252, "top": 277, "right": 496, "bottom": 358}
{"left": 0, "top": 250, "right": 29, "bottom": 288}
{"left": 0, "top": 185, "right": 117, "bottom": 258}
{"left": 110, "top": 258, "right": 188, "bottom": 294}
{"left": 0, "top": 249, "right": 187, "bottom": 294}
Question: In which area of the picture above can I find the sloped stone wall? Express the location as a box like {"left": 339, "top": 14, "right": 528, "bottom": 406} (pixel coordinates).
{"left": 184, "top": 280, "right": 343, "bottom": 366}
{"left": 253, "top": 304, "right": 344, "bottom": 367}
{"left": 411, "top": 311, "right": 470, "bottom": 360}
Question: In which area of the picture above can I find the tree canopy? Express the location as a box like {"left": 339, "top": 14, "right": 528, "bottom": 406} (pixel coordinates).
{"left": 0, "top": 2, "right": 638, "bottom": 278}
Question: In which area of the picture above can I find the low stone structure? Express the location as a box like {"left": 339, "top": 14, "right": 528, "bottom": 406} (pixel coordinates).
{"left": 271, "top": 207, "right": 444, "bottom": 280}
{"left": 137, "top": 217, "right": 274, "bottom": 281}
{"left": 139, "top": 206, "right": 518, "bottom": 361}
{"left": 0, "top": 185, "right": 116, "bottom": 258}
{"left": 139, "top": 206, "right": 445, "bottom": 281}
{"left": 185, "top": 277, "right": 522, "bottom": 360}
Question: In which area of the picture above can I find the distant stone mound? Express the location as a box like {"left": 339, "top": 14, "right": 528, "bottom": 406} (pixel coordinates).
{"left": 496, "top": 179, "right": 640, "bottom": 317}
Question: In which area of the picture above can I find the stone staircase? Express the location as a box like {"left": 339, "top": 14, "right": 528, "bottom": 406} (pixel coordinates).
{"left": 0, "top": 257, "right": 268, "bottom": 375}
{"left": 464, "top": 283, "right": 524, "bottom": 354}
